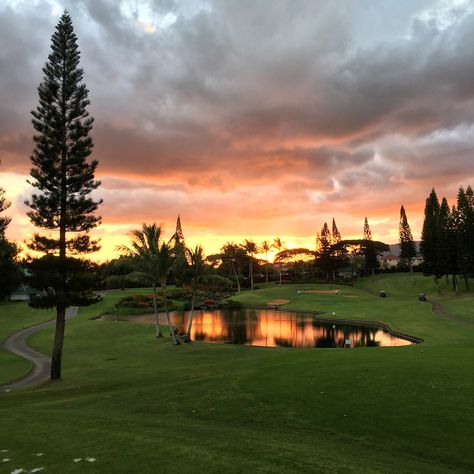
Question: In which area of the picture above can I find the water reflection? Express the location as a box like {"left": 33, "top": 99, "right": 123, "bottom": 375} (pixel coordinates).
{"left": 165, "top": 309, "right": 412, "bottom": 348}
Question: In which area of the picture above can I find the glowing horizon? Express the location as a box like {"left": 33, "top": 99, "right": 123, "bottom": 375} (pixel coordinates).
{"left": 1, "top": 170, "right": 432, "bottom": 263}
{"left": 1, "top": 1, "right": 474, "bottom": 260}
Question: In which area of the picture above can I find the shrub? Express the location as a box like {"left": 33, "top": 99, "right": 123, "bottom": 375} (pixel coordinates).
{"left": 104, "top": 275, "right": 127, "bottom": 290}
{"left": 225, "top": 299, "right": 243, "bottom": 309}
{"left": 203, "top": 298, "right": 217, "bottom": 305}
{"left": 164, "top": 288, "right": 191, "bottom": 299}
{"left": 117, "top": 294, "right": 166, "bottom": 309}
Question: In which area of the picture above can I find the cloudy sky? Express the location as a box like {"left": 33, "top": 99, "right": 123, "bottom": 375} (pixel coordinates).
{"left": 1, "top": 0, "right": 474, "bottom": 259}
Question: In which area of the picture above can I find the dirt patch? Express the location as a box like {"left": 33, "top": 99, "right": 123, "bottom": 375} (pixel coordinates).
{"left": 298, "top": 289, "right": 340, "bottom": 295}
{"left": 266, "top": 299, "right": 290, "bottom": 307}
{"left": 430, "top": 300, "right": 474, "bottom": 326}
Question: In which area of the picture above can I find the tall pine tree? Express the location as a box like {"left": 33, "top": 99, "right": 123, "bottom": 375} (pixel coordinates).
{"left": 0, "top": 168, "right": 11, "bottom": 237}
{"left": 399, "top": 205, "right": 416, "bottom": 283}
{"left": 363, "top": 217, "right": 377, "bottom": 277}
{"left": 168, "top": 214, "right": 188, "bottom": 286}
{"left": 420, "top": 188, "right": 440, "bottom": 276}
{"left": 0, "top": 171, "right": 21, "bottom": 299}
{"left": 435, "top": 197, "right": 450, "bottom": 286}
{"left": 26, "top": 12, "right": 101, "bottom": 380}
{"left": 332, "top": 218, "right": 341, "bottom": 243}
{"left": 317, "top": 222, "right": 333, "bottom": 280}
{"left": 456, "top": 186, "right": 474, "bottom": 289}
{"left": 448, "top": 205, "right": 460, "bottom": 292}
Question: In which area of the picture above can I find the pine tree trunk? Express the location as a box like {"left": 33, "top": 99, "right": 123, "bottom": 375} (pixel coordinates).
{"left": 464, "top": 274, "right": 469, "bottom": 291}
{"left": 165, "top": 296, "right": 180, "bottom": 345}
{"left": 434, "top": 275, "right": 440, "bottom": 294}
{"left": 250, "top": 261, "right": 254, "bottom": 291}
{"left": 186, "top": 290, "right": 195, "bottom": 340}
{"left": 52, "top": 56, "right": 69, "bottom": 382}
{"left": 372, "top": 268, "right": 375, "bottom": 280}
{"left": 51, "top": 304, "right": 66, "bottom": 380}
{"left": 153, "top": 284, "right": 163, "bottom": 337}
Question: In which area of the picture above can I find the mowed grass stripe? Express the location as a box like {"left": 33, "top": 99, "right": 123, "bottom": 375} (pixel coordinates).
{"left": 0, "top": 275, "right": 473, "bottom": 472}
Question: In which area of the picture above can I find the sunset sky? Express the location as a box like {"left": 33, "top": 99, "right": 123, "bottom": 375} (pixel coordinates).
{"left": 1, "top": 0, "right": 474, "bottom": 261}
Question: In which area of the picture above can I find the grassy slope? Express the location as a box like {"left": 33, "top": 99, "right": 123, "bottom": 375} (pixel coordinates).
{"left": 0, "top": 302, "right": 54, "bottom": 383}
{"left": 0, "top": 275, "right": 473, "bottom": 473}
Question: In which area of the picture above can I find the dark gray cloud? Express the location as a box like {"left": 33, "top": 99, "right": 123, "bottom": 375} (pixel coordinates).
{"left": 1, "top": 0, "right": 474, "bottom": 250}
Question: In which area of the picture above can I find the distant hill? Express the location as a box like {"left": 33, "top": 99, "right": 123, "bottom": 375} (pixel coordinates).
{"left": 386, "top": 242, "right": 421, "bottom": 257}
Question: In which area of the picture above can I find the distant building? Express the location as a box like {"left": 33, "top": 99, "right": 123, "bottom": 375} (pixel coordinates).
{"left": 379, "top": 253, "right": 424, "bottom": 269}
{"left": 9, "top": 284, "right": 39, "bottom": 302}
{"left": 380, "top": 254, "right": 399, "bottom": 269}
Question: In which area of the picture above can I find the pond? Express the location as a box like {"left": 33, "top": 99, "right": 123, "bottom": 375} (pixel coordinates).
{"left": 105, "top": 309, "right": 417, "bottom": 348}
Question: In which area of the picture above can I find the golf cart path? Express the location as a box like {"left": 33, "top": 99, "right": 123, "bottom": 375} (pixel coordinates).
{"left": 1, "top": 306, "right": 78, "bottom": 392}
{"left": 430, "top": 300, "right": 474, "bottom": 326}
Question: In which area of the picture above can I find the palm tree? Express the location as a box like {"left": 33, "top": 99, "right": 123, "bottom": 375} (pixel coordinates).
{"left": 221, "top": 242, "right": 243, "bottom": 292}
{"left": 154, "top": 242, "right": 180, "bottom": 345}
{"left": 242, "top": 239, "right": 258, "bottom": 291}
{"left": 273, "top": 237, "right": 285, "bottom": 284}
{"left": 121, "top": 223, "right": 164, "bottom": 338}
{"left": 261, "top": 240, "right": 272, "bottom": 284}
{"left": 185, "top": 245, "right": 232, "bottom": 341}
{"left": 185, "top": 245, "right": 206, "bottom": 341}
{"left": 157, "top": 241, "right": 180, "bottom": 345}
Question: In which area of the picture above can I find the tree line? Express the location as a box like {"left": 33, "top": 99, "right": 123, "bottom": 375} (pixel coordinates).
{"left": 420, "top": 186, "right": 474, "bottom": 292}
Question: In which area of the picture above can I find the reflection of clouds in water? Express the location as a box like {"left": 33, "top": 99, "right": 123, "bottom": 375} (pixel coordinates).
{"left": 166, "top": 310, "right": 412, "bottom": 348}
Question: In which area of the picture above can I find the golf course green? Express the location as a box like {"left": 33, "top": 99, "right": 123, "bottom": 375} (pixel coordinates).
{"left": 0, "top": 274, "right": 473, "bottom": 473}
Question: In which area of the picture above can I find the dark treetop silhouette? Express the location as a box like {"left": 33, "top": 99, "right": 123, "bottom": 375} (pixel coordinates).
{"left": 26, "top": 11, "right": 102, "bottom": 380}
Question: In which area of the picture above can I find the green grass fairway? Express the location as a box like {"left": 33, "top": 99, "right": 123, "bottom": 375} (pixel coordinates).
{"left": 1, "top": 275, "right": 474, "bottom": 473}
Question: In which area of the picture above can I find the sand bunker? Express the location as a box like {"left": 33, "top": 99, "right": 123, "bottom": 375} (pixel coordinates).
{"left": 298, "top": 289, "right": 340, "bottom": 295}
{"left": 266, "top": 299, "right": 290, "bottom": 307}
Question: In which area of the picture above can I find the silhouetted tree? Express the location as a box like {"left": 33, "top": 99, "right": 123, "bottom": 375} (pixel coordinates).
{"left": 448, "top": 205, "right": 460, "bottom": 292}
{"left": 121, "top": 223, "right": 164, "bottom": 337}
{"left": 317, "top": 222, "right": 333, "bottom": 280}
{"left": 456, "top": 186, "right": 474, "bottom": 289}
{"left": 242, "top": 239, "right": 258, "bottom": 290}
{"left": 275, "top": 248, "right": 315, "bottom": 280}
{"left": 420, "top": 188, "right": 440, "bottom": 276}
{"left": 363, "top": 218, "right": 377, "bottom": 277}
{"left": 435, "top": 198, "right": 450, "bottom": 288}
{"left": 220, "top": 242, "right": 246, "bottom": 292}
{"left": 26, "top": 12, "right": 101, "bottom": 380}
{"left": 184, "top": 245, "right": 231, "bottom": 341}
{"left": 168, "top": 214, "right": 188, "bottom": 285}
{"left": 0, "top": 173, "right": 11, "bottom": 237}
{"left": 332, "top": 218, "right": 341, "bottom": 243}
{"left": 273, "top": 237, "right": 285, "bottom": 284}
{"left": 333, "top": 239, "right": 389, "bottom": 277}
{"left": 185, "top": 245, "right": 206, "bottom": 340}
{"left": 157, "top": 241, "right": 180, "bottom": 345}
{"left": 399, "top": 205, "right": 417, "bottom": 283}
{"left": 0, "top": 239, "right": 22, "bottom": 300}
{"left": 260, "top": 240, "right": 272, "bottom": 284}
{"left": 0, "top": 172, "right": 21, "bottom": 299}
